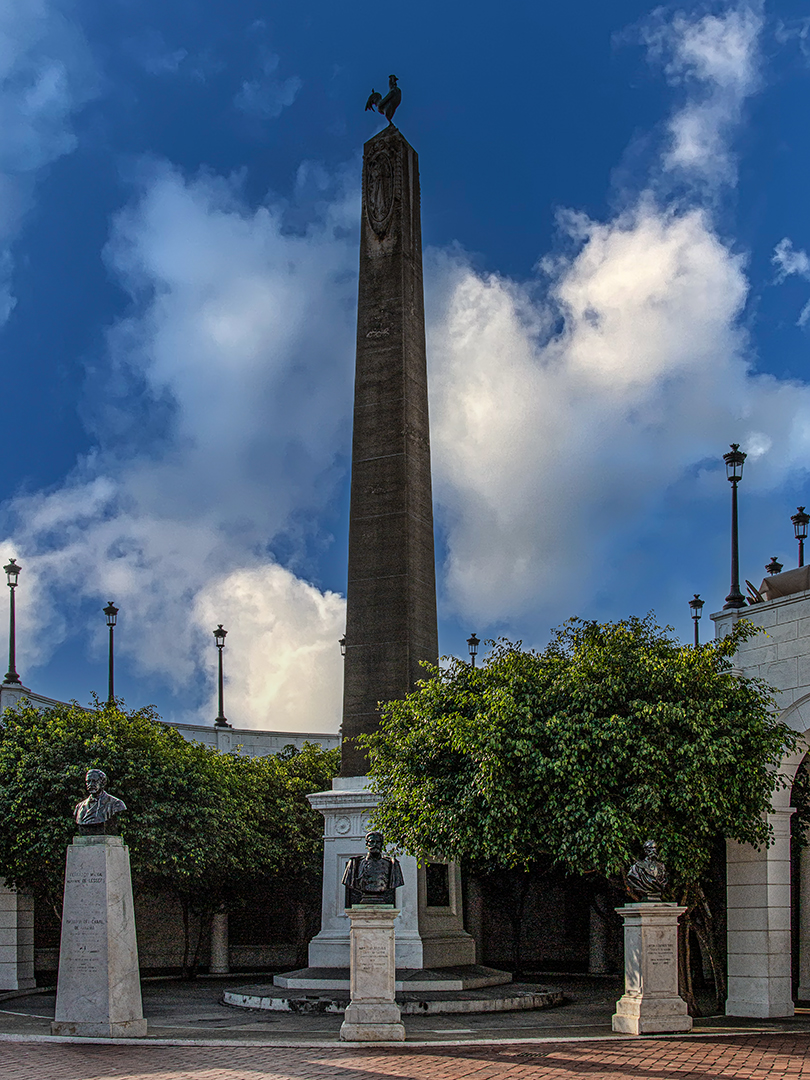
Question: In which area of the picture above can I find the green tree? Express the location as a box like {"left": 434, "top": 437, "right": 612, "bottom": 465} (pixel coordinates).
{"left": 365, "top": 616, "right": 799, "bottom": 1012}
{"left": 0, "top": 699, "right": 338, "bottom": 976}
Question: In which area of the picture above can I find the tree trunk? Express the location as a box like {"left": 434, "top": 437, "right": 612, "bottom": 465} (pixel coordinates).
{"left": 180, "top": 897, "right": 192, "bottom": 979}
{"left": 191, "top": 909, "right": 213, "bottom": 979}
{"left": 677, "top": 900, "right": 698, "bottom": 1016}
{"left": 691, "top": 883, "right": 726, "bottom": 1013}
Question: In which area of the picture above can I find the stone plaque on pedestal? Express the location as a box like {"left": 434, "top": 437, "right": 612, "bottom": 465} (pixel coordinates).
{"left": 612, "top": 903, "right": 692, "bottom": 1035}
{"left": 340, "top": 905, "right": 405, "bottom": 1042}
{"left": 52, "top": 835, "right": 147, "bottom": 1037}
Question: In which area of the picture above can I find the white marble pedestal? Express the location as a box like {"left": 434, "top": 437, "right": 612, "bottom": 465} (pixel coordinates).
{"left": 340, "top": 905, "right": 405, "bottom": 1042}
{"left": 52, "top": 835, "right": 147, "bottom": 1037}
{"left": 612, "top": 903, "right": 692, "bottom": 1034}
{"left": 305, "top": 776, "right": 476, "bottom": 971}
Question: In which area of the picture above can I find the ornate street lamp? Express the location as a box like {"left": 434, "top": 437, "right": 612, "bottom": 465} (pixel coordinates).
{"left": 723, "top": 444, "right": 747, "bottom": 610}
{"left": 467, "top": 633, "right": 480, "bottom": 667}
{"left": 766, "top": 556, "right": 783, "bottom": 576}
{"left": 688, "top": 594, "right": 704, "bottom": 648}
{"left": 792, "top": 507, "right": 810, "bottom": 568}
{"left": 213, "top": 624, "right": 231, "bottom": 728}
{"left": 103, "top": 601, "right": 119, "bottom": 705}
{"left": 2, "top": 559, "right": 20, "bottom": 685}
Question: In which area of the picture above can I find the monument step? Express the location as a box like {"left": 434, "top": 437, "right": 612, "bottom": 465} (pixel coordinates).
{"left": 271, "top": 964, "right": 511, "bottom": 993}
{"left": 223, "top": 981, "right": 564, "bottom": 1016}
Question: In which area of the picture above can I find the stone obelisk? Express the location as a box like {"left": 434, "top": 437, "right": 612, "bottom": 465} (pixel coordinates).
{"left": 277, "top": 122, "right": 478, "bottom": 982}
{"left": 341, "top": 123, "right": 438, "bottom": 776}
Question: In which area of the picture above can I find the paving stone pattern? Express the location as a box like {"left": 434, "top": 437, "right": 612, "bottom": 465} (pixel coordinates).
{"left": 5, "top": 1035, "right": 810, "bottom": 1080}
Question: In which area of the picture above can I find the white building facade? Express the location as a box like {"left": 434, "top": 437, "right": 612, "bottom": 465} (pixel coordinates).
{"left": 713, "top": 571, "right": 810, "bottom": 1018}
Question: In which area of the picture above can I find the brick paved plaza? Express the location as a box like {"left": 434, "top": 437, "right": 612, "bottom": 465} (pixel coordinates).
{"left": 3, "top": 1035, "right": 810, "bottom": 1080}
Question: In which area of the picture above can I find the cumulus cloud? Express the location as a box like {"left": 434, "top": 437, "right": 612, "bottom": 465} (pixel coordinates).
{"left": 426, "top": 3, "right": 810, "bottom": 626}
{"left": 773, "top": 237, "right": 810, "bottom": 282}
{"left": 643, "top": 4, "right": 762, "bottom": 186}
{"left": 234, "top": 51, "right": 301, "bottom": 119}
{"left": 427, "top": 208, "right": 810, "bottom": 621}
{"left": 772, "top": 238, "right": 810, "bottom": 325}
{"left": 0, "top": 161, "right": 357, "bottom": 729}
{"left": 0, "top": 0, "right": 96, "bottom": 321}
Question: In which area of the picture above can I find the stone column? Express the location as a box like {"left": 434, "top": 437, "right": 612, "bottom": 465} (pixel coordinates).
{"left": 0, "top": 881, "right": 35, "bottom": 991}
{"left": 341, "top": 124, "right": 437, "bottom": 778}
{"left": 612, "top": 903, "right": 692, "bottom": 1034}
{"left": 52, "top": 835, "right": 147, "bottom": 1037}
{"left": 340, "top": 905, "right": 405, "bottom": 1042}
{"left": 210, "top": 911, "right": 229, "bottom": 974}
{"left": 726, "top": 807, "right": 794, "bottom": 1017}
{"left": 798, "top": 840, "right": 810, "bottom": 1000}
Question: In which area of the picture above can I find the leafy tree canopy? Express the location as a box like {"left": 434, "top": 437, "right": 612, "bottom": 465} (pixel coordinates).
{"left": 0, "top": 699, "right": 339, "bottom": 918}
{"left": 365, "top": 615, "right": 797, "bottom": 892}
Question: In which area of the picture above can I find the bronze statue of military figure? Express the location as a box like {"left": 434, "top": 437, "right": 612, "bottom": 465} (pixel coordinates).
{"left": 627, "top": 839, "right": 668, "bottom": 901}
{"left": 342, "top": 831, "right": 404, "bottom": 906}
{"left": 74, "top": 769, "right": 126, "bottom": 835}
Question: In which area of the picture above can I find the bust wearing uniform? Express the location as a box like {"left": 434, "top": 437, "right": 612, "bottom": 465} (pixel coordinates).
{"left": 342, "top": 831, "right": 404, "bottom": 906}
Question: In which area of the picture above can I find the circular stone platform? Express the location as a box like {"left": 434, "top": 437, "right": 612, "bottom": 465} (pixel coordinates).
{"left": 223, "top": 982, "right": 565, "bottom": 1016}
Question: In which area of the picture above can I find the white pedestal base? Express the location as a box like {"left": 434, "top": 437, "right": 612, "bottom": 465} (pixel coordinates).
{"left": 52, "top": 836, "right": 147, "bottom": 1038}
{"left": 0, "top": 881, "right": 35, "bottom": 991}
{"left": 340, "top": 906, "right": 405, "bottom": 1042}
{"left": 612, "top": 903, "right": 692, "bottom": 1035}
{"left": 306, "top": 776, "right": 475, "bottom": 970}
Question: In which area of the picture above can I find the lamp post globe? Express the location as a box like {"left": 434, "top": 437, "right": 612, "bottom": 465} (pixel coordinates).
{"left": 103, "top": 601, "right": 119, "bottom": 706}
{"left": 467, "top": 633, "right": 480, "bottom": 667}
{"left": 792, "top": 507, "right": 810, "bottom": 568}
{"left": 688, "top": 593, "right": 704, "bottom": 648}
{"left": 213, "top": 624, "right": 231, "bottom": 728}
{"left": 723, "top": 444, "right": 747, "bottom": 610}
{"left": 2, "top": 558, "right": 21, "bottom": 686}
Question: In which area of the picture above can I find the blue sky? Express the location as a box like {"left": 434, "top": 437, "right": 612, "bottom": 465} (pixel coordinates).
{"left": 2, "top": 0, "right": 810, "bottom": 731}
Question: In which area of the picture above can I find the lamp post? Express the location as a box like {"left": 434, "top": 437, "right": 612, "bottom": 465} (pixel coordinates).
{"left": 792, "top": 507, "right": 810, "bottom": 568}
{"left": 723, "top": 444, "right": 747, "bottom": 610}
{"left": 688, "top": 594, "right": 704, "bottom": 648}
{"left": 213, "top": 624, "right": 230, "bottom": 727}
{"left": 2, "top": 559, "right": 20, "bottom": 685}
{"left": 103, "top": 601, "right": 118, "bottom": 705}
{"left": 766, "top": 556, "right": 783, "bottom": 576}
{"left": 467, "top": 633, "right": 480, "bottom": 667}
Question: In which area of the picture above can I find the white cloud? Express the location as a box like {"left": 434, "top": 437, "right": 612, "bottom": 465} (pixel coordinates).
{"left": 771, "top": 238, "right": 810, "bottom": 325}
{"left": 424, "top": 4, "right": 810, "bottom": 625}
{"left": 1, "top": 160, "right": 357, "bottom": 729}
{"left": 773, "top": 237, "right": 810, "bottom": 282}
{"left": 0, "top": 0, "right": 96, "bottom": 320}
{"left": 234, "top": 52, "right": 301, "bottom": 119}
{"left": 643, "top": 4, "right": 762, "bottom": 185}
{"left": 427, "top": 206, "right": 810, "bottom": 622}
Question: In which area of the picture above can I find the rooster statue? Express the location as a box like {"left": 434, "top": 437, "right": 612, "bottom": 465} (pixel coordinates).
{"left": 364, "top": 75, "right": 401, "bottom": 125}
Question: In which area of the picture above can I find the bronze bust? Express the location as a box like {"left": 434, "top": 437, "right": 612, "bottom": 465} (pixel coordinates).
{"left": 627, "top": 839, "right": 668, "bottom": 901}
{"left": 342, "top": 831, "right": 404, "bottom": 906}
{"left": 74, "top": 769, "right": 126, "bottom": 835}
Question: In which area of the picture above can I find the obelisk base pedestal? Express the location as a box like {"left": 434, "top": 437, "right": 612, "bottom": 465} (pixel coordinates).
{"left": 340, "top": 905, "right": 405, "bottom": 1042}
{"left": 612, "top": 903, "right": 692, "bottom": 1034}
{"left": 52, "top": 835, "right": 147, "bottom": 1038}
